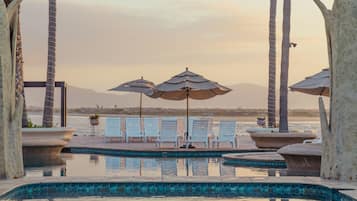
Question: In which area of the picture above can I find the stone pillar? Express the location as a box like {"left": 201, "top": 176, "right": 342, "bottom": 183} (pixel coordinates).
{"left": 314, "top": 0, "right": 357, "bottom": 181}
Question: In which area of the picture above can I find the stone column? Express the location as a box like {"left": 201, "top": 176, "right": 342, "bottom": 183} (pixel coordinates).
{"left": 314, "top": 0, "right": 357, "bottom": 181}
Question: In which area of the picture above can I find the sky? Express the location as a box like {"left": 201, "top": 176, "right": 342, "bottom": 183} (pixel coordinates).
{"left": 20, "top": 0, "right": 334, "bottom": 92}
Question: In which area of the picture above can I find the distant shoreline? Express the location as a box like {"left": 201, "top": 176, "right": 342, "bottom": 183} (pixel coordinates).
{"left": 27, "top": 107, "right": 323, "bottom": 118}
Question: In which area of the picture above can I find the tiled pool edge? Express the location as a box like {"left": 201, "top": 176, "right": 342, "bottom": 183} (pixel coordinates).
{"left": 65, "top": 147, "right": 275, "bottom": 157}
{"left": 223, "top": 158, "right": 287, "bottom": 168}
{"left": 0, "top": 177, "right": 356, "bottom": 201}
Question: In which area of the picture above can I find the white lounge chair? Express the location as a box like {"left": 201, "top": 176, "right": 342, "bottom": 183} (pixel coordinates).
{"left": 188, "top": 158, "right": 208, "bottom": 176}
{"left": 105, "top": 156, "right": 121, "bottom": 172}
{"left": 143, "top": 117, "right": 160, "bottom": 142}
{"left": 142, "top": 158, "right": 158, "bottom": 170}
{"left": 184, "top": 117, "right": 198, "bottom": 136}
{"left": 125, "top": 117, "right": 143, "bottom": 143}
{"left": 220, "top": 163, "right": 235, "bottom": 176}
{"left": 125, "top": 157, "right": 141, "bottom": 171}
{"left": 211, "top": 120, "right": 238, "bottom": 148}
{"left": 186, "top": 119, "right": 209, "bottom": 147}
{"left": 160, "top": 159, "right": 177, "bottom": 176}
{"left": 156, "top": 119, "right": 179, "bottom": 147}
{"left": 104, "top": 117, "right": 123, "bottom": 142}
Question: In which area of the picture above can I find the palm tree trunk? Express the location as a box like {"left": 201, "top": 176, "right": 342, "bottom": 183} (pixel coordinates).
{"left": 267, "top": 0, "right": 277, "bottom": 128}
{"left": 15, "top": 6, "right": 28, "bottom": 128}
{"left": 279, "top": 0, "right": 291, "bottom": 132}
{"left": 43, "top": 0, "right": 56, "bottom": 127}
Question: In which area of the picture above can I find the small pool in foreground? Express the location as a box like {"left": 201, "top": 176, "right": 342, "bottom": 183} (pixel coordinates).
{"left": 24, "top": 154, "right": 283, "bottom": 178}
{"left": 11, "top": 198, "right": 319, "bottom": 201}
{"left": 1, "top": 182, "right": 353, "bottom": 201}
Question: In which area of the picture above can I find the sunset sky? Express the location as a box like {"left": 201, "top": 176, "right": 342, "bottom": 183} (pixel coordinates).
{"left": 20, "top": 0, "right": 334, "bottom": 92}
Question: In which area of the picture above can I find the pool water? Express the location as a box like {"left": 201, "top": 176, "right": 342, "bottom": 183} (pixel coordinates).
{"left": 24, "top": 154, "right": 282, "bottom": 178}
{"left": 26, "top": 198, "right": 319, "bottom": 201}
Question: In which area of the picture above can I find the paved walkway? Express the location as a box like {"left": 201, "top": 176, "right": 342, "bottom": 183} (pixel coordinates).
{"left": 66, "top": 135, "right": 259, "bottom": 151}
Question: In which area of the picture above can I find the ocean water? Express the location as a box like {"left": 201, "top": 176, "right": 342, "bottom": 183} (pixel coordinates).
{"left": 28, "top": 114, "right": 321, "bottom": 137}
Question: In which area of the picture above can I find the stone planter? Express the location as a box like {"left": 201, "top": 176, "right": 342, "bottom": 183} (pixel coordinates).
{"left": 22, "top": 127, "right": 75, "bottom": 142}
{"left": 247, "top": 130, "right": 316, "bottom": 149}
{"left": 22, "top": 128, "right": 75, "bottom": 167}
{"left": 278, "top": 143, "right": 321, "bottom": 176}
{"left": 90, "top": 118, "right": 99, "bottom": 126}
{"left": 22, "top": 139, "right": 66, "bottom": 167}
{"left": 246, "top": 128, "right": 279, "bottom": 134}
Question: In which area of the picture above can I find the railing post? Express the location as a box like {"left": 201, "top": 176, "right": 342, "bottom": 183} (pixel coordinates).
{"left": 24, "top": 81, "right": 67, "bottom": 127}
{"left": 61, "top": 83, "right": 67, "bottom": 127}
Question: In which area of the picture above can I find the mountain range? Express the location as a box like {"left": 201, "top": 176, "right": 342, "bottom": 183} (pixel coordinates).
{"left": 24, "top": 83, "right": 322, "bottom": 109}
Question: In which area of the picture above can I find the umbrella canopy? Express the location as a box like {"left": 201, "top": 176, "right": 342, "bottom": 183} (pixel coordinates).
{"left": 110, "top": 77, "right": 156, "bottom": 96}
{"left": 109, "top": 77, "right": 156, "bottom": 118}
{"left": 151, "top": 68, "right": 231, "bottom": 147}
{"left": 153, "top": 67, "right": 231, "bottom": 100}
{"left": 290, "top": 68, "right": 330, "bottom": 97}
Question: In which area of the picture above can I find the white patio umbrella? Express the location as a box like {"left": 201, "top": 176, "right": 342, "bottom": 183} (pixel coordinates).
{"left": 109, "top": 77, "right": 156, "bottom": 118}
{"left": 290, "top": 68, "right": 330, "bottom": 97}
{"left": 151, "top": 67, "right": 231, "bottom": 147}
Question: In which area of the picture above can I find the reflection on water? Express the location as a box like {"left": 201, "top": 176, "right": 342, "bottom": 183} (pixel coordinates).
{"left": 25, "top": 154, "right": 282, "bottom": 178}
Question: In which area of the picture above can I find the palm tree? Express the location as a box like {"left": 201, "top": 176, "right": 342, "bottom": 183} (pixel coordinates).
{"left": 42, "top": 0, "right": 56, "bottom": 127}
{"left": 279, "top": 0, "right": 291, "bottom": 132}
{"left": 267, "top": 0, "right": 277, "bottom": 128}
{"left": 5, "top": 0, "right": 27, "bottom": 128}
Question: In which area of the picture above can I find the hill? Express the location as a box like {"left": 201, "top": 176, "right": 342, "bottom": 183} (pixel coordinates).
{"left": 24, "top": 83, "right": 323, "bottom": 109}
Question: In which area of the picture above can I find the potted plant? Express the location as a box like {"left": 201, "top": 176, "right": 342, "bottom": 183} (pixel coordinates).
{"left": 89, "top": 114, "right": 100, "bottom": 126}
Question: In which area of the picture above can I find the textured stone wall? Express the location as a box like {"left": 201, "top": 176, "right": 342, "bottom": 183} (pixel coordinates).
{"left": 0, "top": 0, "right": 24, "bottom": 179}
{"left": 314, "top": 0, "right": 357, "bottom": 181}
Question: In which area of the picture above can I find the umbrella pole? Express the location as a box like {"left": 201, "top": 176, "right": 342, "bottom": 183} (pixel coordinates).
{"left": 181, "top": 89, "right": 195, "bottom": 149}
{"left": 186, "top": 92, "right": 189, "bottom": 141}
{"left": 139, "top": 92, "right": 143, "bottom": 119}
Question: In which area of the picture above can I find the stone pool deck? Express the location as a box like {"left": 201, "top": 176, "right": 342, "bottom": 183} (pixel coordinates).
{"left": 1, "top": 176, "right": 357, "bottom": 199}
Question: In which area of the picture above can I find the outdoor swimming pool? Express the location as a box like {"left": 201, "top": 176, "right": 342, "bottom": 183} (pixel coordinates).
{"left": 1, "top": 182, "right": 353, "bottom": 201}
{"left": 24, "top": 154, "right": 283, "bottom": 178}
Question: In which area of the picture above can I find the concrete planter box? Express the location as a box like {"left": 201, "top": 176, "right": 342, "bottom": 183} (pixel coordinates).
{"left": 246, "top": 128, "right": 279, "bottom": 134}
{"left": 22, "top": 128, "right": 75, "bottom": 167}
{"left": 247, "top": 130, "right": 317, "bottom": 149}
{"left": 90, "top": 118, "right": 99, "bottom": 126}
{"left": 22, "top": 127, "right": 75, "bottom": 142}
{"left": 278, "top": 143, "right": 321, "bottom": 176}
{"left": 22, "top": 140, "right": 66, "bottom": 167}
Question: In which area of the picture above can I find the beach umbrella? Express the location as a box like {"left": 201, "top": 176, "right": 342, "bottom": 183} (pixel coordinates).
{"left": 290, "top": 68, "right": 330, "bottom": 97}
{"left": 151, "top": 67, "right": 231, "bottom": 147}
{"left": 109, "top": 77, "right": 156, "bottom": 118}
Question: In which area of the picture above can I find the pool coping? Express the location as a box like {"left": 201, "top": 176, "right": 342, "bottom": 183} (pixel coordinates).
{"left": 1, "top": 176, "right": 357, "bottom": 200}
{"left": 222, "top": 152, "right": 287, "bottom": 168}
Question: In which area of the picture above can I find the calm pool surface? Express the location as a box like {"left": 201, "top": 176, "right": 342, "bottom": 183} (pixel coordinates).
{"left": 24, "top": 154, "right": 282, "bottom": 177}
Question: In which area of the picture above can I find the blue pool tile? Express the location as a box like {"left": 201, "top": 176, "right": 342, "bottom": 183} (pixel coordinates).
{"left": 0, "top": 182, "right": 356, "bottom": 201}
